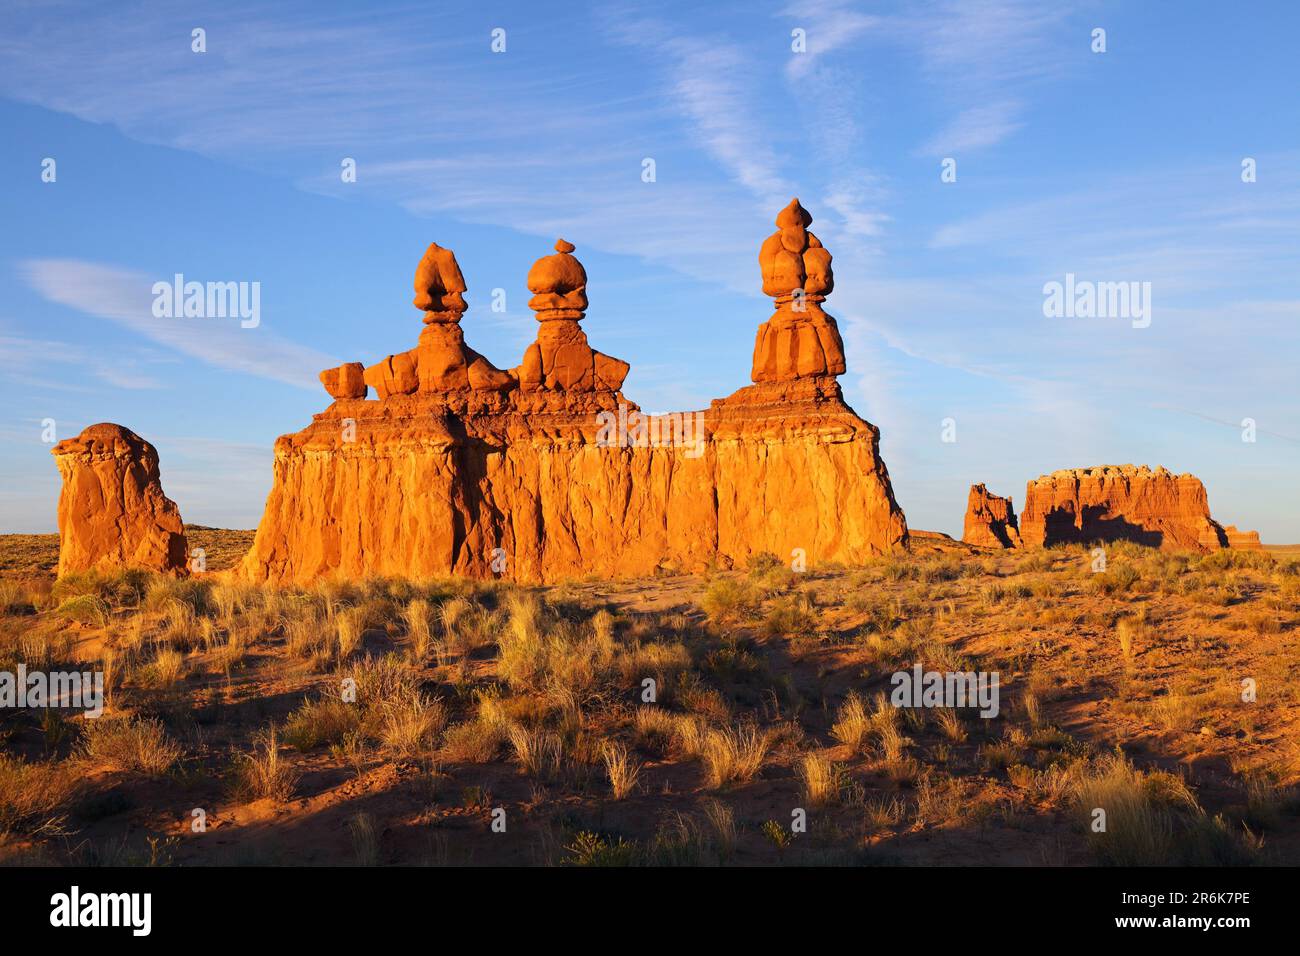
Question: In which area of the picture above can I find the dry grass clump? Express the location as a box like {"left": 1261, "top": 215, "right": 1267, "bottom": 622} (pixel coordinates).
{"left": 379, "top": 693, "right": 447, "bottom": 757}
{"left": 79, "top": 715, "right": 183, "bottom": 774}
{"left": 234, "top": 726, "right": 299, "bottom": 802}
{"left": 506, "top": 723, "right": 564, "bottom": 779}
{"left": 830, "top": 692, "right": 871, "bottom": 752}
{"left": 0, "top": 754, "right": 80, "bottom": 835}
{"left": 283, "top": 696, "right": 363, "bottom": 751}
{"left": 799, "top": 751, "right": 838, "bottom": 806}
{"left": 1071, "top": 753, "right": 1256, "bottom": 865}
{"left": 139, "top": 646, "right": 186, "bottom": 688}
{"left": 700, "top": 577, "right": 758, "bottom": 622}
{"left": 602, "top": 741, "right": 641, "bottom": 799}
{"left": 700, "top": 724, "right": 769, "bottom": 789}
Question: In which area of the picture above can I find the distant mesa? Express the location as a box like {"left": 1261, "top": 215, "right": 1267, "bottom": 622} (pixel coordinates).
{"left": 50, "top": 423, "right": 188, "bottom": 577}
{"left": 962, "top": 484, "right": 1022, "bottom": 549}
{"left": 1018, "top": 464, "right": 1259, "bottom": 551}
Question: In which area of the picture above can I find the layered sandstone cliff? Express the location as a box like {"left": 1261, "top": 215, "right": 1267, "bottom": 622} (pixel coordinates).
{"left": 241, "top": 201, "right": 907, "bottom": 584}
{"left": 962, "top": 484, "right": 1021, "bottom": 549}
{"left": 1019, "top": 464, "right": 1256, "bottom": 551}
{"left": 51, "top": 423, "right": 188, "bottom": 576}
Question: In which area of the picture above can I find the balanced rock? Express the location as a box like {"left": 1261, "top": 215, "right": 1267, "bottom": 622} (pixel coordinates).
{"left": 751, "top": 198, "right": 847, "bottom": 383}
{"left": 319, "top": 362, "right": 367, "bottom": 400}
{"left": 51, "top": 423, "right": 188, "bottom": 576}
{"left": 517, "top": 239, "right": 629, "bottom": 392}
{"left": 962, "top": 484, "right": 1021, "bottom": 548}
{"left": 1019, "top": 465, "right": 1244, "bottom": 551}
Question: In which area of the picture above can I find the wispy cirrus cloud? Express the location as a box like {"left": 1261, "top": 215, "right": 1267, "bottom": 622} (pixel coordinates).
{"left": 21, "top": 259, "right": 334, "bottom": 390}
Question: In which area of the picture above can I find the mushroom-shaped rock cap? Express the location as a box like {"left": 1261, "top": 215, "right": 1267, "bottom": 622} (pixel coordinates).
{"left": 413, "top": 241, "right": 468, "bottom": 317}
{"left": 775, "top": 198, "right": 813, "bottom": 229}
{"left": 53, "top": 422, "right": 156, "bottom": 461}
{"left": 526, "top": 238, "right": 587, "bottom": 294}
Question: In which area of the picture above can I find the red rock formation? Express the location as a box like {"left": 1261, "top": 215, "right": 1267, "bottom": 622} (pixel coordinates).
{"left": 962, "top": 484, "right": 1021, "bottom": 548}
{"left": 517, "top": 239, "right": 630, "bottom": 392}
{"left": 242, "top": 213, "right": 907, "bottom": 584}
{"left": 1222, "top": 525, "right": 1263, "bottom": 549}
{"left": 1019, "top": 465, "right": 1246, "bottom": 551}
{"left": 752, "top": 199, "right": 847, "bottom": 383}
{"left": 352, "top": 242, "right": 515, "bottom": 400}
{"left": 50, "top": 423, "right": 188, "bottom": 576}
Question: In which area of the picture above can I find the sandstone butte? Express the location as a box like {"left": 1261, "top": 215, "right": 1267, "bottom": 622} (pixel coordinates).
{"left": 50, "top": 423, "right": 189, "bottom": 576}
{"left": 238, "top": 199, "right": 909, "bottom": 584}
{"left": 962, "top": 484, "right": 1022, "bottom": 549}
{"left": 1018, "top": 465, "right": 1261, "bottom": 551}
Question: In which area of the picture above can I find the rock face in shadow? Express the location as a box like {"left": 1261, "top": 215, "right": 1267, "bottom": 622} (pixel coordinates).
{"left": 962, "top": 484, "right": 1021, "bottom": 549}
{"left": 240, "top": 207, "right": 908, "bottom": 584}
{"left": 50, "top": 423, "right": 188, "bottom": 576}
{"left": 1019, "top": 464, "right": 1254, "bottom": 551}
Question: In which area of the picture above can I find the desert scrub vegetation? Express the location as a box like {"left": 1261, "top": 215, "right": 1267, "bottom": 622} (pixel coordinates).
{"left": 79, "top": 715, "right": 183, "bottom": 775}
{"left": 3, "top": 532, "right": 1298, "bottom": 866}
{"left": 0, "top": 754, "right": 80, "bottom": 835}
{"left": 233, "top": 727, "right": 299, "bottom": 802}
{"left": 1071, "top": 753, "right": 1258, "bottom": 865}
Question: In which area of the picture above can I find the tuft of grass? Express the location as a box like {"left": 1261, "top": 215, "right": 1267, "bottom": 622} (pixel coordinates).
{"left": 283, "top": 697, "right": 362, "bottom": 751}
{"left": 234, "top": 726, "right": 299, "bottom": 803}
{"left": 700, "top": 725, "right": 769, "bottom": 789}
{"left": 0, "top": 755, "right": 80, "bottom": 835}
{"left": 830, "top": 692, "right": 871, "bottom": 752}
{"left": 506, "top": 723, "right": 564, "bottom": 779}
{"left": 798, "top": 751, "right": 838, "bottom": 807}
{"left": 379, "top": 693, "right": 447, "bottom": 757}
{"left": 80, "top": 716, "right": 182, "bottom": 775}
{"left": 602, "top": 741, "right": 641, "bottom": 799}
{"left": 700, "top": 577, "right": 758, "bottom": 622}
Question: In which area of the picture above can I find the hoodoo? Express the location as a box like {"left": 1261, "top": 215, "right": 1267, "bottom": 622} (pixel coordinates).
{"left": 50, "top": 423, "right": 188, "bottom": 576}
{"left": 962, "top": 484, "right": 1021, "bottom": 549}
{"left": 240, "top": 201, "right": 907, "bottom": 584}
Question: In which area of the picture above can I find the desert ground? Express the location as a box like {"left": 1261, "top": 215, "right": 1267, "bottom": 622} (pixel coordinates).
{"left": 1, "top": 530, "right": 1297, "bottom": 867}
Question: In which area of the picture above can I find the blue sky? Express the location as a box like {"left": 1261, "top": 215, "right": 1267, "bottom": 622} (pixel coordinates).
{"left": 1, "top": 0, "right": 1297, "bottom": 539}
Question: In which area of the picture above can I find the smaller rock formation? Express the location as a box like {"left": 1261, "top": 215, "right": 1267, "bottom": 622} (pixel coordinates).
{"left": 319, "top": 362, "right": 367, "bottom": 400}
{"left": 751, "top": 198, "right": 847, "bottom": 383}
{"left": 516, "top": 239, "right": 629, "bottom": 392}
{"left": 962, "top": 483, "right": 1021, "bottom": 548}
{"left": 1019, "top": 464, "right": 1247, "bottom": 551}
{"left": 51, "top": 423, "right": 188, "bottom": 576}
